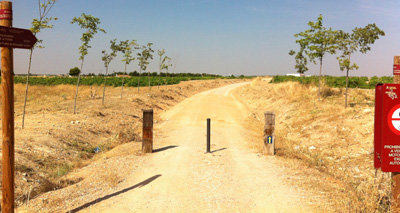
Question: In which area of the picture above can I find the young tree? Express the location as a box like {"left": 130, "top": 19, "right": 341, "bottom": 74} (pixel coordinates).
{"left": 157, "top": 49, "right": 165, "bottom": 88}
{"left": 22, "top": 0, "right": 57, "bottom": 128}
{"left": 336, "top": 24, "right": 385, "bottom": 108}
{"left": 289, "top": 46, "right": 308, "bottom": 75}
{"left": 116, "top": 40, "right": 137, "bottom": 99}
{"left": 71, "top": 13, "right": 105, "bottom": 114}
{"left": 294, "top": 14, "right": 338, "bottom": 100}
{"left": 137, "top": 43, "right": 154, "bottom": 93}
{"left": 101, "top": 39, "right": 119, "bottom": 105}
{"left": 157, "top": 49, "right": 173, "bottom": 88}
{"left": 163, "top": 56, "right": 172, "bottom": 85}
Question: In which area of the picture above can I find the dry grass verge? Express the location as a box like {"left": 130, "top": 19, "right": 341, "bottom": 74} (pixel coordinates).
{"left": 235, "top": 77, "right": 392, "bottom": 212}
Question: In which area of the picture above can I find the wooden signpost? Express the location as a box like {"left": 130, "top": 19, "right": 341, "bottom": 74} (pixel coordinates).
{"left": 264, "top": 112, "right": 275, "bottom": 155}
{"left": 0, "top": 1, "right": 37, "bottom": 212}
{"left": 375, "top": 56, "right": 400, "bottom": 211}
{"left": 394, "top": 56, "right": 400, "bottom": 83}
{"left": 0, "top": 26, "right": 37, "bottom": 49}
{"left": 393, "top": 56, "right": 400, "bottom": 210}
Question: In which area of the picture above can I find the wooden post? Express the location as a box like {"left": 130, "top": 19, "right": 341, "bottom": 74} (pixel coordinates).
{"left": 0, "top": 1, "right": 14, "bottom": 212}
{"left": 120, "top": 77, "right": 124, "bottom": 99}
{"left": 394, "top": 56, "right": 400, "bottom": 83}
{"left": 393, "top": 56, "right": 400, "bottom": 211}
{"left": 263, "top": 112, "right": 275, "bottom": 155}
{"left": 207, "top": 118, "right": 210, "bottom": 153}
{"left": 142, "top": 109, "right": 153, "bottom": 153}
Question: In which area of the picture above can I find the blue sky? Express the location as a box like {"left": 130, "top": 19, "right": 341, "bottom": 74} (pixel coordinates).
{"left": 10, "top": 0, "right": 400, "bottom": 76}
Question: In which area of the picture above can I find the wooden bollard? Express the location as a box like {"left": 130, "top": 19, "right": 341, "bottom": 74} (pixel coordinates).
{"left": 207, "top": 118, "right": 211, "bottom": 153}
{"left": 263, "top": 112, "right": 275, "bottom": 155}
{"left": 142, "top": 109, "right": 153, "bottom": 153}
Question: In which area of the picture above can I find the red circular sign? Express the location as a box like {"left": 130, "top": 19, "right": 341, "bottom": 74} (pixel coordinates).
{"left": 388, "top": 104, "right": 400, "bottom": 135}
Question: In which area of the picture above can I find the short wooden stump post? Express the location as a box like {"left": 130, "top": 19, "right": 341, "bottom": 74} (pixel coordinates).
{"left": 264, "top": 112, "right": 275, "bottom": 155}
{"left": 142, "top": 109, "right": 153, "bottom": 153}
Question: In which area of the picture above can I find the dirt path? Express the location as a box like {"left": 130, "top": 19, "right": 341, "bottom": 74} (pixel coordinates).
{"left": 79, "top": 82, "right": 313, "bottom": 212}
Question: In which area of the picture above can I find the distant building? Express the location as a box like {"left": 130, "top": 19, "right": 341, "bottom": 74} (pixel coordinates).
{"left": 116, "top": 74, "right": 130, "bottom": 78}
{"left": 286, "top": 73, "right": 304, "bottom": 77}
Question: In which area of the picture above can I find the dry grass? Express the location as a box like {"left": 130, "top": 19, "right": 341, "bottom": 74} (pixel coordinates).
{"left": 235, "top": 78, "right": 392, "bottom": 212}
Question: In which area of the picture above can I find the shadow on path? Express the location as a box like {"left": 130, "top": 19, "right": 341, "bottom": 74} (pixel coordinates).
{"left": 67, "top": 174, "right": 162, "bottom": 213}
{"left": 211, "top": 148, "right": 227, "bottom": 153}
{"left": 153, "top": 145, "right": 178, "bottom": 153}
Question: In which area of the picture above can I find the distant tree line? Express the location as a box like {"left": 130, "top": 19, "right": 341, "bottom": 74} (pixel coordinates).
{"left": 68, "top": 67, "right": 224, "bottom": 78}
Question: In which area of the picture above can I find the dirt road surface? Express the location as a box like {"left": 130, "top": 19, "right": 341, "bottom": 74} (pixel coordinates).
{"left": 79, "top": 82, "right": 313, "bottom": 212}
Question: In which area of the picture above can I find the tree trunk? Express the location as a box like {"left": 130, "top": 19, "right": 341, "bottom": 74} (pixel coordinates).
{"left": 22, "top": 49, "right": 34, "bottom": 129}
{"left": 121, "top": 63, "right": 127, "bottom": 99}
{"left": 90, "top": 85, "right": 93, "bottom": 99}
{"left": 318, "top": 57, "right": 323, "bottom": 101}
{"left": 172, "top": 64, "right": 175, "bottom": 82}
{"left": 120, "top": 78, "right": 124, "bottom": 99}
{"left": 345, "top": 68, "right": 349, "bottom": 108}
{"left": 148, "top": 69, "right": 151, "bottom": 92}
{"left": 165, "top": 70, "right": 168, "bottom": 86}
{"left": 158, "top": 64, "right": 161, "bottom": 89}
{"left": 73, "top": 58, "right": 84, "bottom": 114}
{"left": 137, "top": 68, "right": 141, "bottom": 93}
{"left": 102, "top": 66, "right": 108, "bottom": 105}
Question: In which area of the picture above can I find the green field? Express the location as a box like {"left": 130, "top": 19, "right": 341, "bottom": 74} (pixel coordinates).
{"left": 271, "top": 75, "right": 393, "bottom": 89}
{"left": 13, "top": 75, "right": 244, "bottom": 87}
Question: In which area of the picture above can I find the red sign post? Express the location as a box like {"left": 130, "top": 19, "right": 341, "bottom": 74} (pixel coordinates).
{"left": 375, "top": 56, "right": 400, "bottom": 210}
{"left": 374, "top": 84, "right": 383, "bottom": 169}
{"left": 374, "top": 84, "right": 400, "bottom": 171}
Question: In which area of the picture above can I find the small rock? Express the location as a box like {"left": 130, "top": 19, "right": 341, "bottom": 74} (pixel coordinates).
{"left": 308, "top": 146, "right": 316, "bottom": 151}
{"left": 363, "top": 108, "right": 372, "bottom": 113}
{"left": 294, "top": 145, "right": 300, "bottom": 151}
{"left": 70, "top": 121, "right": 74, "bottom": 124}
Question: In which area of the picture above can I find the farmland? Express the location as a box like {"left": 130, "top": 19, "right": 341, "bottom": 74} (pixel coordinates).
{"left": 13, "top": 75, "right": 244, "bottom": 87}
{"left": 271, "top": 75, "right": 393, "bottom": 89}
